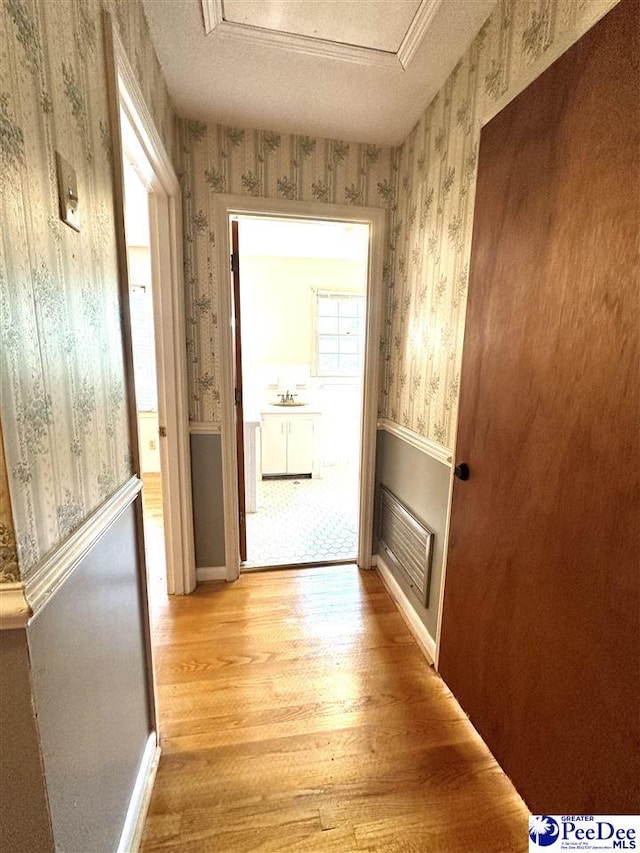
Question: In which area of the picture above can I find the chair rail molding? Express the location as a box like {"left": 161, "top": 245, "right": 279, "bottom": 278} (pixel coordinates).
{"left": 0, "top": 582, "right": 32, "bottom": 630}
{"left": 23, "top": 477, "right": 142, "bottom": 622}
{"left": 189, "top": 422, "right": 222, "bottom": 435}
{"left": 377, "top": 418, "right": 453, "bottom": 467}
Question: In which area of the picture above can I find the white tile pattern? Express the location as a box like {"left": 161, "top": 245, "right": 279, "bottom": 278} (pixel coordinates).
{"left": 244, "top": 465, "right": 358, "bottom": 568}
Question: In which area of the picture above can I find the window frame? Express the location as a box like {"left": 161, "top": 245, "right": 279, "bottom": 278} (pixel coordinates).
{"left": 311, "top": 288, "right": 366, "bottom": 378}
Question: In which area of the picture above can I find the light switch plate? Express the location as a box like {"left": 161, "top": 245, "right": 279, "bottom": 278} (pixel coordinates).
{"left": 55, "top": 152, "right": 81, "bottom": 232}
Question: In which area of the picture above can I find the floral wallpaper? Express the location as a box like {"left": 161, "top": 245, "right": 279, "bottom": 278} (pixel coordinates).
{"left": 380, "top": 0, "right": 618, "bottom": 449}
{"left": 0, "top": 419, "right": 19, "bottom": 582}
{"left": 178, "top": 122, "right": 394, "bottom": 424}
{"left": 0, "top": 0, "right": 175, "bottom": 579}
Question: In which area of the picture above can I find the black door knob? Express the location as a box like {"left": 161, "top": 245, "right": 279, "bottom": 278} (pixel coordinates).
{"left": 454, "top": 462, "right": 470, "bottom": 481}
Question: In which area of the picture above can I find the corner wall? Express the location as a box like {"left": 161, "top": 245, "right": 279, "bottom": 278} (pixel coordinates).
{"left": 178, "top": 122, "right": 394, "bottom": 428}
{"left": 28, "top": 501, "right": 152, "bottom": 852}
{"left": 375, "top": 0, "right": 619, "bottom": 644}
{"left": 1, "top": 0, "right": 175, "bottom": 848}
{"left": 1, "top": 0, "right": 174, "bottom": 578}
{"left": 381, "top": 0, "right": 618, "bottom": 447}
{"left": 179, "top": 122, "right": 394, "bottom": 567}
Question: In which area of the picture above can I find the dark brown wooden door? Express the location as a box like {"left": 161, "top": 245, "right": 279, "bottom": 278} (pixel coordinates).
{"left": 231, "top": 220, "right": 247, "bottom": 562}
{"left": 439, "top": 0, "right": 639, "bottom": 814}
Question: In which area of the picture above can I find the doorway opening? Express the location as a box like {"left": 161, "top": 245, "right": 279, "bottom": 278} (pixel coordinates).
{"left": 216, "top": 196, "right": 385, "bottom": 580}
{"left": 110, "top": 21, "right": 195, "bottom": 599}
{"left": 121, "top": 155, "right": 167, "bottom": 602}
{"left": 234, "top": 216, "right": 370, "bottom": 570}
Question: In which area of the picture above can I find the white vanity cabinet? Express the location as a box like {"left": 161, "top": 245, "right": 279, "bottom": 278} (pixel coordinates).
{"left": 260, "top": 408, "right": 321, "bottom": 477}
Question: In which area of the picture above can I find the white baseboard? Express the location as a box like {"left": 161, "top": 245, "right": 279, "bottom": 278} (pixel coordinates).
{"left": 196, "top": 565, "right": 227, "bottom": 582}
{"left": 117, "top": 733, "right": 160, "bottom": 853}
{"left": 374, "top": 553, "right": 437, "bottom": 665}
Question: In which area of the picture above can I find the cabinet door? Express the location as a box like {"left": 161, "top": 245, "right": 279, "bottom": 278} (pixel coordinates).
{"left": 260, "top": 417, "right": 287, "bottom": 475}
{"left": 286, "top": 418, "right": 314, "bottom": 475}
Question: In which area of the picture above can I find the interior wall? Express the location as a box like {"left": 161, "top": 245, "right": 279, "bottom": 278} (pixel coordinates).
{"left": 240, "top": 255, "right": 365, "bottom": 370}
{"left": 375, "top": 0, "right": 619, "bottom": 642}
{"left": 0, "top": 0, "right": 175, "bottom": 579}
{"left": 190, "top": 434, "right": 225, "bottom": 568}
{"left": 375, "top": 431, "right": 450, "bottom": 641}
{"left": 0, "top": 630, "right": 53, "bottom": 852}
{"left": 382, "top": 0, "right": 618, "bottom": 448}
{"left": 28, "top": 502, "right": 152, "bottom": 852}
{"left": 178, "top": 122, "right": 393, "bottom": 427}
{"left": 241, "top": 252, "right": 368, "bottom": 472}
{"left": 1, "top": 1, "right": 173, "bottom": 848}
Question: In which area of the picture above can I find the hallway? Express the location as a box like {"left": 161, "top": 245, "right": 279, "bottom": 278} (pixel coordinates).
{"left": 141, "top": 566, "right": 529, "bottom": 851}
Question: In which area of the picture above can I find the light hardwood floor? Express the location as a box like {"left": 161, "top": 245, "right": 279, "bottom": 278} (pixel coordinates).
{"left": 141, "top": 561, "right": 530, "bottom": 852}
{"left": 141, "top": 472, "right": 167, "bottom": 602}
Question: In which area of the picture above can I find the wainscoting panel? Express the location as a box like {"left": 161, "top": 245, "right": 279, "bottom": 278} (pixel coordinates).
{"left": 191, "top": 434, "right": 226, "bottom": 569}
{"left": 27, "top": 500, "right": 152, "bottom": 852}
{"left": 375, "top": 429, "right": 451, "bottom": 641}
{"left": 0, "top": 630, "right": 53, "bottom": 852}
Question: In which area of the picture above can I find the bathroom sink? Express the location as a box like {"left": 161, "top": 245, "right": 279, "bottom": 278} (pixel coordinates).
{"left": 272, "top": 401, "right": 307, "bottom": 407}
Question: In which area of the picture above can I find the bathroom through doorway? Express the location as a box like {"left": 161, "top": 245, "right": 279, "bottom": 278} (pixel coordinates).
{"left": 234, "top": 216, "right": 370, "bottom": 569}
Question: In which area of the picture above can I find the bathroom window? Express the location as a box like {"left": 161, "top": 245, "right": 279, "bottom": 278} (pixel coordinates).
{"left": 313, "top": 290, "right": 365, "bottom": 376}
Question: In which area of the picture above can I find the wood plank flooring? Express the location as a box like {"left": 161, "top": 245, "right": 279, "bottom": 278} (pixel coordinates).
{"left": 141, "top": 566, "right": 529, "bottom": 851}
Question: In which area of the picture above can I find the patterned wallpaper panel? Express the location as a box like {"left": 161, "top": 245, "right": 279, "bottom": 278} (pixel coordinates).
{"left": 0, "top": 419, "right": 19, "bottom": 582}
{"left": 178, "top": 122, "right": 394, "bottom": 424}
{"left": 0, "top": 0, "right": 175, "bottom": 579}
{"left": 380, "top": 0, "right": 618, "bottom": 450}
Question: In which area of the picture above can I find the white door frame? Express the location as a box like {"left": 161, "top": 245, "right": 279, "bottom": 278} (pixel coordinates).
{"left": 111, "top": 27, "right": 196, "bottom": 595}
{"left": 215, "top": 196, "right": 387, "bottom": 581}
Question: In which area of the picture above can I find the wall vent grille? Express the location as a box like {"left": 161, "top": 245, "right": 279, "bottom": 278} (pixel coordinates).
{"left": 379, "top": 486, "right": 434, "bottom": 606}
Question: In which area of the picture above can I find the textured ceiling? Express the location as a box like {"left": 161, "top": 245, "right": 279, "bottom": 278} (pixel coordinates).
{"left": 143, "top": 0, "right": 496, "bottom": 145}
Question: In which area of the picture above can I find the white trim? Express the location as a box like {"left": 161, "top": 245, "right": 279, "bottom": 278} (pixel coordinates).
{"left": 117, "top": 733, "right": 160, "bottom": 853}
{"left": 201, "top": 1, "right": 399, "bottom": 68}
{"left": 377, "top": 418, "right": 453, "bottom": 467}
{"left": 189, "top": 422, "right": 221, "bottom": 435}
{"left": 201, "top": 0, "right": 223, "bottom": 33}
{"left": 216, "top": 203, "right": 241, "bottom": 582}
{"left": 24, "top": 477, "right": 141, "bottom": 621}
{"left": 0, "top": 582, "right": 32, "bottom": 630}
{"left": 212, "top": 22, "right": 399, "bottom": 68}
{"left": 374, "top": 553, "right": 436, "bottom": 664}
{"left": 482, "top": 0, "right": 618, "bottom": 126}
{"left": 434, "top": 464, "right": 456, "bottom": 669}
{"left": 397, "top": 0, "right": 443, "bottom": 70}
{"left": 215, "top": 196, "right": 387, "bottom": 580}
{"left": 113, "top": 29, "right": 196, "bottom": 596}
{"left": 196, "top": 565, "right": 227, "bottom": 582}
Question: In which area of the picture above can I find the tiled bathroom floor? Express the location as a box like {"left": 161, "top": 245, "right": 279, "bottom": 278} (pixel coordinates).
{"left": 244, "top": 464, "right": 359, "bottom": 568}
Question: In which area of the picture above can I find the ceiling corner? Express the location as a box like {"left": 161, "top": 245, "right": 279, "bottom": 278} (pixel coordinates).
{"left": 397, "top": 0, "right": 444, "bottom": 70}
{"left": 202, "top": 0, "right": 223, "bottom": 35}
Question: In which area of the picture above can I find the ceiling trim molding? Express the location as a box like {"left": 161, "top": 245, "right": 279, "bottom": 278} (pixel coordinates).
{"left": 397, "top": 0, "right": 443, "bottom": 70}
{"left": 201, "top": 0, "right": 223, "bottom": 34}
{"left": 201, "top": 0, "right": 402, "bottom": 69}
